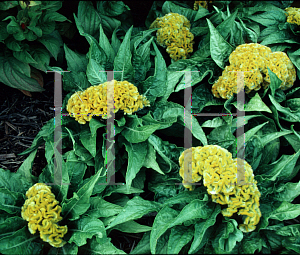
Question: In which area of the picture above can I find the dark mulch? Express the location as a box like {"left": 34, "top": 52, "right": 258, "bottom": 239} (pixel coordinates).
{"left": 0, "top": 77, "right": 55, "bottom": 175}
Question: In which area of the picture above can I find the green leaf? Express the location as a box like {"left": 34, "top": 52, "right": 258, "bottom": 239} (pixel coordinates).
{"left": 99, "top": 23, "right": 115, "bottom": 70}
{"left": 61, "top": 167, "right": 102, "bottom": 221}
{"left": 0, "top": 188, "right": 23, "bottom": 214}
{"left": 111, "top": 26, "right": 121, "bottom": 55}
{"left": 123, "top": 140, "right": 148, "bottom": 191}
{"left": 207, "top": 125, "right": 235, "bottom": 149}
{"left": 267, "top": 201, "right": 300, "bottom": 222}
{"left": 240, "top": 232, "right": 264, "bottom": 254}
{"left": 0, "top": 216, "right": 26, "bottom": 240}
{"left": 86, "top": 197, "right": 122, "bottom": 218}
{"left": 86, "top": 59, "right": 106, "bottom": 85}
{"left": 16, "top": 150, "right": 38, "bottom": 184}
{"left": 276, "top": 224, "right": 300, "bottom": 237}
{"left": 0, "top": 22, "right": 9, "bottom": 41}
{"left": 150, "top": 206, "right": 179, "bottom": 254}
{"left": 48, "top": 243, "right": 78, "bottom": 255}
{"left": 97, "top": 1, "right": 129, "bottom": 17}
{"left": 161, "top": 1, "right": 196, "bottom": 22}
{"left": 248, "top": 10, "right": 287, "bottom": 27}
{"left": 189, "top": 205, "right": 221, "bottom": 253}
{"left": 12, "top": 49, "right": 37, "bottom": 64}
{"left": 38, "top": 31, "right": 63, "bottom": 60}
{"left": 141, "top": 40, "right": 166, "bottom": 101}
{"left": 130, "top": 232, "right": 151, "bottom": 254}
{"left": 43, "top": 11, "right": 69, "bottom": 22}
{"left": 153, "top": 101, "right": 207, "bottom": 146}
{"left": 79, "top": 125, "right": 97, "bottom": 157}
{"left": 259, "top": 149, "right": 300, "bottom": 182}
{"left": 148, "top": 134, "right": 179, "bottom": 172}
{"left": 113, "top": 25, "right": 134, "bottom": 82}
{"left": 212, "top": 219, "right": 243, "bottom": 252}
{"left": 133, "top": 37, "right": 153, "bottom": 87}
{"left": 164, "top": 190, "right": 207, "bottom": 207}
{"left": 167, "top": 225, "right": 194, "bottom": 254}
{"left": 267, "top": 67, "right": 282, "bottom": 97}
{"left": 64, "top": 44, "right": 88, "bottom": 73}
{"left": 27, "top": 25, "right": 42, "bottom": 37}
{"left": 207, "top": 18, "right": 233, "bottom": 69}
{"left": 0, "top": 1, "right": 18, "bottom": 10}
{"left": 106, "top": 196, "right": 161, "bottom": 229}
{"left": 30, "top": 47, "right": 50, "bottom": 72}
{"left": 3, "top": 16, "right": 25, "bottom": 41}
{"left": 102, "top": 185, "right": 143, "bottom": 198}
{"left": 86, "top": 236, "right": 126, "bottom": 254}
{"left": 0, "top": 226, "right": 42, "bottom": 255}
{"left": 0, "top": 168, "right": 31, "bottom": 195}
{"left": 243, "top": 93, "right": 272, "bottom": 113}
{"left": 111, "top": 220, "right": 152, "bottom": 234}
{"left": 269, "top": 95, "right": 300, "bottom": 122}
{"left": 143, "top": 141, "right": 164, "bottom": 175}
{"left": 169, "top": 199, "right": 214, "bottom": 229}
{"left": 122, "top": 121, "right": 161, "bottom": 143}
{"left": 77, "top": 1, "right": 101, "bottom": 38}
{"left": 0, "top": 53, "right": 44, "bottom": 91}
{"left": 274, "top": 181, "right": 300, "bottom": 203}
{"left": 68, "top": 216, "right": 105, "bottom": 247}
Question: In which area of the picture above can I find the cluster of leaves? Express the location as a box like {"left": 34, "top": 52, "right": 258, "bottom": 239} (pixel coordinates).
{"left": 0, "top": 1, "right": 70, "bottom": 92}
{"left": 1, "top": 1, "right": 300, "bottom": 254}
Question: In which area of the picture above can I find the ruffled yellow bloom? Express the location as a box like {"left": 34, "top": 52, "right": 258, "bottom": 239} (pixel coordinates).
{"left": 66, "top": 80, "right": 150, "bottom": 124}
{"left": 21, "top": 183, "right": 67, "bottom": 248}
{"left": 285, "top": 7, "right": 300, "bottom": 26}
{"left": 212, "top": 43, "right": 297, "bottom": 99}
{"left": 150, "top": 13, "right": 194, "bottom": 61}
{"left": 193, "top": 1, "right": 212, "bottom": 10}
{"left": 179, "top": 145, "right": 261, "bottom": 233}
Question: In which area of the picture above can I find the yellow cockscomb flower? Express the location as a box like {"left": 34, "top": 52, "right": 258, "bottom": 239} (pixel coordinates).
{"left": 21, "top": 183, "right": 68, "bottom": 248}
{"left": 193, "top": 1, "right": 212, "bottom": 10}
{"left": 179, "top": 145, "right": 261, "bottom": 233}
{"left": 285, "top": 7, "right": 300, "bottom": 26}
{"left": 66, "top": 80, "right": 150, "bottom": 124}
{"left": 150, "top": 13, "right": 194, "bottom": 61}
{"left": 212, "top": 43, "right": 297, "bottom": 99}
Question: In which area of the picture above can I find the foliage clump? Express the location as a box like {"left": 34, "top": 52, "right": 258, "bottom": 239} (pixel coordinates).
{"left": 21, "top": 183, "right": 68, "bottom": 248}
{"left": 66, "top": 80, "right": 150, "bottom": 124}
{"left": 212, "top": 43, "right": 297, "bottom": 99}
{"left": 179, "top": 145, "right": 261, "bottom": 233}
{"left": 150, "top": 13, "right": 194, "bottom": 61}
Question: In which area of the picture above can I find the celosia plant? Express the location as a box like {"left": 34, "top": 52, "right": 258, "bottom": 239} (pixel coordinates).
{"left": 179, "top": 145, "right": 261, "bottom": 233}
{"left": 285, "top": 7, "right": 300, "bottom": 26}
{"left": 212, "top": 43, "right": 297, "bottom": 99}
{"left": 21, "top": 183, "right": 68, "bottom": 248}
{"left": 66, "top": 80, "right": 150, "bottom": 124}
{"left": 150, "top": 13, "right": 194, "bottom": 61}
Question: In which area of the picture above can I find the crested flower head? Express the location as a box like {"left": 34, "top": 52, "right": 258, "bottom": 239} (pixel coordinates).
{"left": 66, "top": 80, "right": 150, "bottom": 124}
{"left": 212, "top": 43, "right": 296, "bottom": 99}
{"left": 179, "top": 145, "right": 261, "bottom": 233}
{"left": 285, "top": 7, "right": 300, "bottom": 26}
{"left": 150, "top": 13, "right": 194, "bottom": 61}
{"left": 21, "top": 183, "right": 68, "bottom": 248}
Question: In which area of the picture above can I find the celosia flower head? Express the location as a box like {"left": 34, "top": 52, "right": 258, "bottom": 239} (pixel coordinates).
{"left": 179, "top": 145, "right": 261, "bottom": 233}
{"left": 194, "top": 1, "right": 213, "bottom": 10}
{"left": 66, "top": 80, "right": 150, "bottom": 124}
{"left": 21, "top": 183, "right": 68, "bottom": 248}
{"left": 150, "top": 13, "right": 194, "bottom": 61}
{"left": 212, "top": 43, "right": 296, "bottom": 99}
{"left": 285, "top": 7, "right": 300, "bottom": 26}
